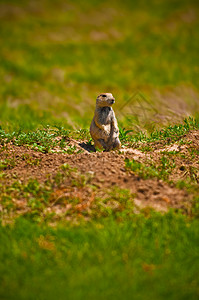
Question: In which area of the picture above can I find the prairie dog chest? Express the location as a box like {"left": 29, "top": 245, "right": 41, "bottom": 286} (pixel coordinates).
{"left": 98, "top": 107, "right": 113, "bottom": 125}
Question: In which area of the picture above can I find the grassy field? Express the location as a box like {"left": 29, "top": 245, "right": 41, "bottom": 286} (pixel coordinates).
{"left": 0, "top": 0, "right": 199, "bottom": 299}
{"left": 0, "top": 0, "right": 199, "bottom": 131}
{"left": 1, "top": 214, "right": 199, "bottom": 300}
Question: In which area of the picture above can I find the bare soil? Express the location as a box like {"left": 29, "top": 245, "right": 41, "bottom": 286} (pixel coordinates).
{"left": 0, "top": 130, "right": 198, "bottom": 214}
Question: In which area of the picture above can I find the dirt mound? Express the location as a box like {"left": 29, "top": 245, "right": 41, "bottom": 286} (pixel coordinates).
{"left": 0, "top": 130, "right": 198, "bottom": 214}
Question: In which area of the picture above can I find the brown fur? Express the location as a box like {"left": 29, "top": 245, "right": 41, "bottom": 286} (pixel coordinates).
{"left": 90, "top": 93, "right": 121, "bottom": 151}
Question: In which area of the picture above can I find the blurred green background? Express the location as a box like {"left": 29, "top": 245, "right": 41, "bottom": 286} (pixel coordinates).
{"left": 0, "top": 0, "right": 199, "bottom": 132}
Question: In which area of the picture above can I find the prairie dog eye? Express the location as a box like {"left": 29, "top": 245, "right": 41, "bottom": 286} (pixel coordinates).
{"left": 101, "top": 95, "right": 106, "bottom": 98}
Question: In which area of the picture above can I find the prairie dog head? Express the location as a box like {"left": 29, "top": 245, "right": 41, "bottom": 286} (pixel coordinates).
{"left": 96, "top": 93, "right": 115, "bottom": 107}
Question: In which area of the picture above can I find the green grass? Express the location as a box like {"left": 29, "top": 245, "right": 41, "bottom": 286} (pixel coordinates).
{"left": 120, "top": 117, "right": 199, "bottom": 145}
{"left": 0, "top": 117, "right": 198, "bottom": 153}
{"left": 0, "top": 135, "right": 198, "bottom": 299}
{"left": 125, "top": 156, "right": 176, "bottom": 181}
{"left": 0, "top": 213, "right": 199, "bottom": 300}
{"left": 0, "top": 0, "right": 199, "bottom": 131}
{"left": 0, "top": 0, "right": 199, "bottom": 299}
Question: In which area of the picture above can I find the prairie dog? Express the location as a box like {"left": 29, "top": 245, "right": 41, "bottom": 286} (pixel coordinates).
{"left": 90, "top": 93, "right": 121, "bottom": 151}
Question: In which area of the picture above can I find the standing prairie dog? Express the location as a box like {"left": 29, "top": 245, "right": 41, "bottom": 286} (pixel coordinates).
{"left": 90, "top": 93, "right": 121, "bottom": 151}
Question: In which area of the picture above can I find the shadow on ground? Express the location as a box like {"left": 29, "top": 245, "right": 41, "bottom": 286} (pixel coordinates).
{"left": 79, "top": 142, "right": 96, "bottom": 152}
